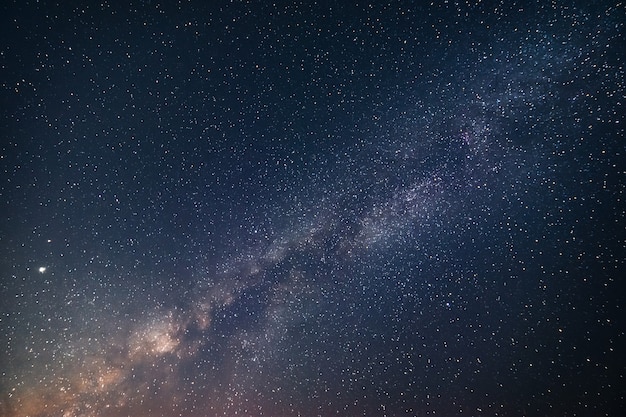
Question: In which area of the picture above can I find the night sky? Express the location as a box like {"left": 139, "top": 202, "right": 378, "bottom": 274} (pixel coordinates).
{"left": 1, "top": 1, "right": 625, "bottom": 416}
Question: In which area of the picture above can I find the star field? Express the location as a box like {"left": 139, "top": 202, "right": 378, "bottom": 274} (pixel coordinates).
{"left": 1, "top": 1, "right": 625, "bottom": 416}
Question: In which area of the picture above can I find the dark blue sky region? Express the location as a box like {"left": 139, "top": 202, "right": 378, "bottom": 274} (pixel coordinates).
{"left": 1, "top": 1, "right": 624, "bottom": 416}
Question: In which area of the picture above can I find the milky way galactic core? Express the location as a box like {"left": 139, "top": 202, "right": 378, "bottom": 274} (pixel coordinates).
{"left": 1, "top": 1, "right": 624, "bottom": 416}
